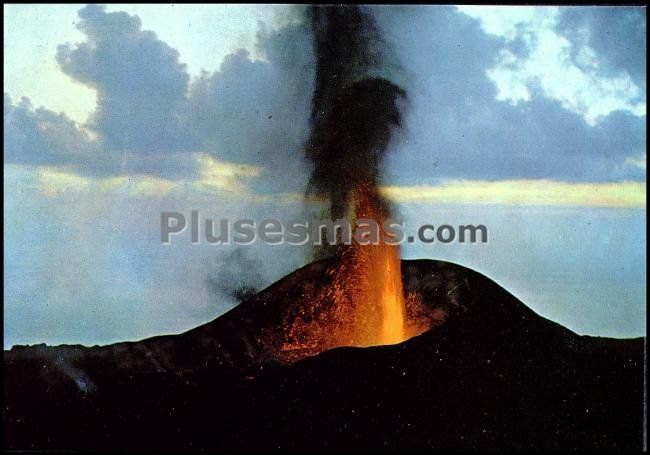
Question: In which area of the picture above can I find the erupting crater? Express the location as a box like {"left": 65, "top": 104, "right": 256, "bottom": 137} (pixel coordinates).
{"left": 277, "top": 185, "right": 439, "bottom": 362}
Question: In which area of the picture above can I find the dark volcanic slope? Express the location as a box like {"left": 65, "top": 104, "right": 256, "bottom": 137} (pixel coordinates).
{"left": 4, "top": 259, "right": 645, "bottom": 450}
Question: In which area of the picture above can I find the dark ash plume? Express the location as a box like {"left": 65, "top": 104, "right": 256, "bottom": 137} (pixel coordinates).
{"left": 305, "top": 5, "right": 407, "bottom": 222}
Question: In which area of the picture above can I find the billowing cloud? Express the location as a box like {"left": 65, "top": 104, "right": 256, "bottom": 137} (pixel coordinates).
{"left": 373, "top": 6, "right": 646, "bottom": 185}
{"left": 457, "top": 6, "right": 645, "bottom": 126}
{"left": 4, "top": 93, "right": 100, "bottom": 167}
{"left": 187, "top": 19, "right": 315, "bottom": 192}
{"left": 4, "top": 5, "right": 646, "bottom": 189}
{"left": 6, "top": 4, "right": 313, "bottom": 191}
{"left": 56, "top": 4, "right": 193, "bottom": 154}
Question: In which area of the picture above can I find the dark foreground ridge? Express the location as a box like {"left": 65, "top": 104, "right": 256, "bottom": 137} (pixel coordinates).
{"left": 4, "top": 259, "right": 645, "bottom": 450}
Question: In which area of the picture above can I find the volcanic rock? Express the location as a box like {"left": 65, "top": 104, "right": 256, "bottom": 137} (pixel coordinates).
{"left": 4, "top": 259, "right": 645, "bottom": 450}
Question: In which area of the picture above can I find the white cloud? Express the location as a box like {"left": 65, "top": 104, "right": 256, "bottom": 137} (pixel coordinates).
{"left": 456, "top": 5, "right": 646, "bottom": 126}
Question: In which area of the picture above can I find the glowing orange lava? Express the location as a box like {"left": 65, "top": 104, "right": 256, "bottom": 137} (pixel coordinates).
{"left": 279, "top": 185, "right": 433, "bottom": 360}
{"left": 328, "top": 185, "right": 410, "bottom": 347}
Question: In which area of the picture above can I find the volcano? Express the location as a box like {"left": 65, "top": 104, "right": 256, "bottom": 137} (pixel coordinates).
{"left": 4, "top": 258, "right": 645, "bottom": 451}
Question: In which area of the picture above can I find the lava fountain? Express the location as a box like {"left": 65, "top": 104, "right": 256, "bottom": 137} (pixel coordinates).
{"left": 278, "top": 182, "right": 432, "bottom": 360}
{"left": 273, "top": 6, "right": 434, "bottom": 361}
{"left": 330, "top": 184, "right": 410, "bottom": 347}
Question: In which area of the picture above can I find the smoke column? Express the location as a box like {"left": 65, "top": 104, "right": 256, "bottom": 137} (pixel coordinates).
{"left": 305, "top": 5, "right": 406, "bottom": 229}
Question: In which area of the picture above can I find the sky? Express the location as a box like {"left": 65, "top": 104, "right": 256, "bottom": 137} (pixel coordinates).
{"left": 3, "top": 4, "right": 646, "bottom": 348}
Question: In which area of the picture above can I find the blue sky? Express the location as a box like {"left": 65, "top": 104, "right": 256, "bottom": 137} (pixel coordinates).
{"left": 4, "top": 5, "right": 646, "bottom": 347}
